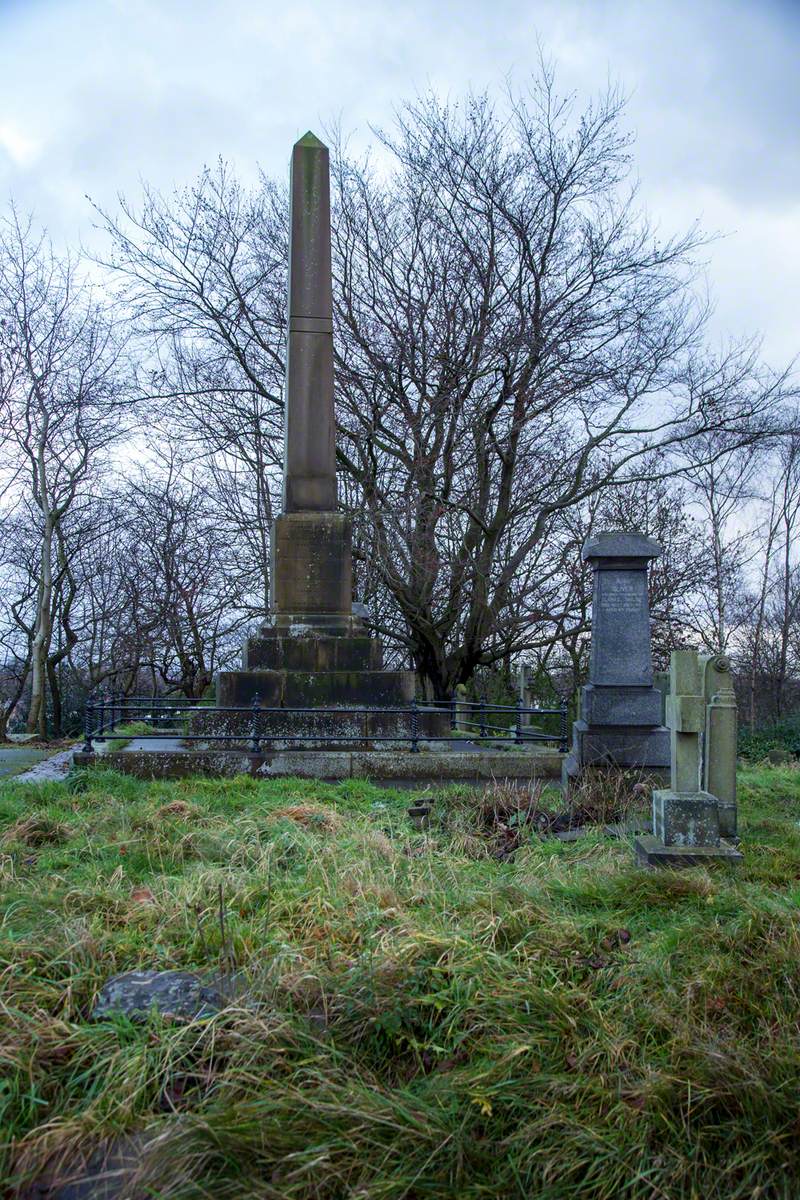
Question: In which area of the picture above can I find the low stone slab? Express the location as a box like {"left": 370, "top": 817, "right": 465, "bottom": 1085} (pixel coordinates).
{"left": 74, "top": 746, "right": 564, "bottom": 783}
{"left": 653, "top": 788, "right": 720, "bottom": 847}
{"left": 634, "top": 834, "right": 743, "bottom": 868}
{"left": 18, "top": 1133, "right": 152, "bottom": 1200}
{"left": 92, "top": 970, "right": 223, "bottom": 1022}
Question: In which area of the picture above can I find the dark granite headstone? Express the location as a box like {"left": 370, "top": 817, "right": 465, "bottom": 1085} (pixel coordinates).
{"left": 563, "top": 532, "right": 669, "bottom": 784}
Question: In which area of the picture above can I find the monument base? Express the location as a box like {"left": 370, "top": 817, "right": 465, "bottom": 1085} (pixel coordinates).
{"left": 634, "top": 834, "right": 743, "bottom": 868}
{"left": 652, "top": 787, "right": 720, "bottom": 847}
{"left": 73, "top": 746, "right": 565, "bottom": 784}
{"left": 562, "top": 718, "right": 670, "bottom": 786}
{"left": 206, "top": 608, "right": 429, "bottom": 748}
{"left": 189, "top": 703, "right": 445, "bottom": 749}
{"left": 216, "top": 667, "right": 414, "bottom": 708}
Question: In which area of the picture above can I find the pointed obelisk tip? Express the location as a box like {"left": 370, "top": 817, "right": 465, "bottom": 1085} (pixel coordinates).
{"left": 295, "top": 130, "right": 327, "bottom": 150}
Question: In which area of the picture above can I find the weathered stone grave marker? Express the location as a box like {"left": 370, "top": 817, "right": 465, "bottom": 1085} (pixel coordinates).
{"left": 635, "top": 647, "right": 742, "bottom": 866}
{"left": 563, "top": 532, "right": 669, "bottom": 785}
{"left": 702, "top": 653, "right": 738, "bottom": 841}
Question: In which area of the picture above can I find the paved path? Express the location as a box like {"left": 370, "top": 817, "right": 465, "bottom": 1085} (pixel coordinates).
{"left": 0, "top": 746, "right": 51, "bottom": 780}
{"left": 122, "top": 737, "right": 186, "bottom": 753}
{"left": 8, "top": 747, "right": 75, "bottom": 784}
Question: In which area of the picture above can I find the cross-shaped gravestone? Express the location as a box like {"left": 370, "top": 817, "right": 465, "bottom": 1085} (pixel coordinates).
{"left": 635, "top": 648, "right": 742, "bottom": 867}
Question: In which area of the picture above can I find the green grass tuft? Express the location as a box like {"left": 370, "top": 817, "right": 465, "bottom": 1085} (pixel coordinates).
{"left": 0, "top": 765, "right": 799, "bottom": 1197}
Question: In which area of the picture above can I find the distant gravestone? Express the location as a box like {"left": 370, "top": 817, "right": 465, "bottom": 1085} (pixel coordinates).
{"left": 635, "top": 648, "right": 742, "bottom": 867}
{"left": 653, "top": 670, "right": 670, "bottom": 724}
{"left": 518, "top": 665, "right": 534, "bottom": 726}
{"left": 563, "top": 532, "right": 669, "bottom": 785}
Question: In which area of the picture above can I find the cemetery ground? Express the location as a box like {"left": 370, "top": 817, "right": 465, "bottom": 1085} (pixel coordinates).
{"left": 1, "top": 767, "right": 799, "bottom": 1199}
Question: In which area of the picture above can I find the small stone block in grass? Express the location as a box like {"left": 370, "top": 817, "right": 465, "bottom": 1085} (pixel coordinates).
{"left": 91, "top": 970, "right": 223, "bottom": 1022}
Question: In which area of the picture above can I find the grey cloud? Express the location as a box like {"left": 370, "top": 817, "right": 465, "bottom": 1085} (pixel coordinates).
{"left": 0, "top": 0, "right": 796, "bottom": 364}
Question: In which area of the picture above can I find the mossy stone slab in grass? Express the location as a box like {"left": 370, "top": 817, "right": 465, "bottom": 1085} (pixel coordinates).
{"left": 91, "top": 970, "right": 223, "bottom": 1022}
{"left": 19, "top": 1134, "right": 150, "bottom": 1200}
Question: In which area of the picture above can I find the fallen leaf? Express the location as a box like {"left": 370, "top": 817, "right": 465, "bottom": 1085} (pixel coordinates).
{"left": 130, "top": 886, "right": 156, "bottom": 905}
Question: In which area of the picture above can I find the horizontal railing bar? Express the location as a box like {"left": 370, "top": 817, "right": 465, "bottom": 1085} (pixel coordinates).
{"left": 96, "top": 703, "right": 563, "bottom": 717}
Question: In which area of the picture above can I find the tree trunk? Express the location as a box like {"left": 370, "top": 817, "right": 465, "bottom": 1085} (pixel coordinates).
{"left": 26, "top": 517, "right": 54, "bottom": 738}
{"left": 46, "top": 656, "right": 63, "bottom": 739}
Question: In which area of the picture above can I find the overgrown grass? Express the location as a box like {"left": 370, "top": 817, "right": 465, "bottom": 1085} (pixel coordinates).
{"left": 1, "top": 765, "right": 799, "bottom": 1197}
{"left": 739, "top": 719, "right": 800, "bottom": 761}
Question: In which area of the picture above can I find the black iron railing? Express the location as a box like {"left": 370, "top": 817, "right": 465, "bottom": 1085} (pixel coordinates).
{"left": 81, "top": 692, "right": 569, "bottom": 755}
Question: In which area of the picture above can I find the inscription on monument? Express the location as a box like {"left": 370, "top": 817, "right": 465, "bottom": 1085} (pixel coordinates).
{"left": 600, "top": 576, "right": 645, "bottom": 613}
{"left": 591, "top": 568, "right": 653, "bottom": 687}
{"left": 272, "top": 513, "right": 352, "bottom": 615}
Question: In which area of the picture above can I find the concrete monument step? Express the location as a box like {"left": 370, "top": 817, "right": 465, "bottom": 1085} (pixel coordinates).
{"left": 264, "top": 613, "right": 368, "bottom": 636}
{"left": 216, "top": 668, "right": 415, "bottom": 708}
{"left": 74, "top": 745, "right": 565, "bottom": 783}
{"left": 580, "top": 683, "right": 663, "bottom": 726}
{"left": 188, "top": 705, "right": 449, "bottom": 747}
{"left": 567, "top": 719, "right": 670, "bottom": 769}
{"left": 243, "top": 633, "right": 382, "bottom": 672}
{"left": 634, "top": 834, "right": 743, "bottom": 868}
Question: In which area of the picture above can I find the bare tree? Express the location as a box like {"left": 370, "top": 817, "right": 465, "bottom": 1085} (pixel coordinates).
{"left": 677, "top": 431, "right": 766, "bottom": 653}
{"left": 120, "top": 455, "right": 250, "bottom": 698}
{"left": 330, "top": 81, "right": 787, "bottom": 694}
{"left": 93, "top": 164, "right": 288, "bottom": 607}
{"left": 0, "top": 207, "right": 130, "bottom": 735}
{"left": 94, "top": 73, "right": 789, "bottom": 698}
{"left": 0, "top": 512, "right": 37, "bottom": 740}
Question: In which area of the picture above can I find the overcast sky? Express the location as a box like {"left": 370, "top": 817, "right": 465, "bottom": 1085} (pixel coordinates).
{"left": 0, "top": 0, "right": 797, "bottom": 368}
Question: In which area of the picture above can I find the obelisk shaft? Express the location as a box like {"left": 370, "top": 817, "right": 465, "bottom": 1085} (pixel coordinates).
{"left": 283, "top": 132, "right": 337, "bottom": 513}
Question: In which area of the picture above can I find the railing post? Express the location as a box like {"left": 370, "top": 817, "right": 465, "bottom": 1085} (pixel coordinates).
{"left": 479, "top": 694, "right": 487, "bottom": 740}
{"left": 410, "top": 696, "right": 420, "bottom": 753}
{"left": 109, "top": 689, "right": 116, "bottom": 734}
{"left": 559, "top": 697, "right": 569, "bottom": 753}
{"left": 450, "top": 693, "right": 457, "bottom": 731}
{"left": 249, "top": 693, "right": 262, "bottom": 755}
{"left": 97, "top": 692, "right": 106, "bottom": 740}
{"left": 515, "top": 696, "right": 523, "bottom": 745}
{"left": 82, "top": 695, "right": 94, "bottom": 754}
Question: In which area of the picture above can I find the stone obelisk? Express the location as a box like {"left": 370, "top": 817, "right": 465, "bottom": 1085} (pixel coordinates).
{"left": 210, "top": 132, "right": 415, "bottom": 715}
{"left": 271, "top": 132, "right": 352, "bottom": 630}
{"left": 283, "top": 131, "right": 336, "bottom": 514}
